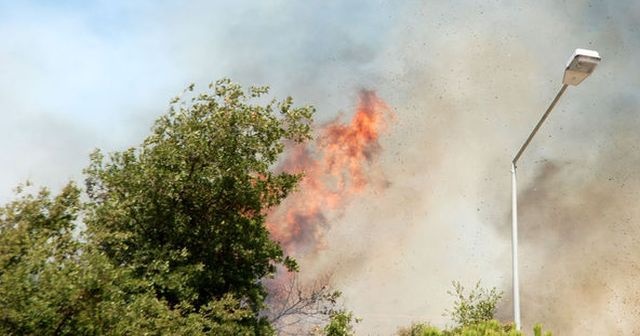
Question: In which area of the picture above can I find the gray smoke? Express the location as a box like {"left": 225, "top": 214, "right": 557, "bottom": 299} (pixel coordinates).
{"left": 305, "top": 1, "right": 640, "bottom": 334}
{"left": 1, "top": 1, "right": 639, "bottom": 334}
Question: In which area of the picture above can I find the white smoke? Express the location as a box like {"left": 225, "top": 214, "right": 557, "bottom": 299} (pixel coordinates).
{"left": 1, "top": 1, "right": 638, "bottom": 334}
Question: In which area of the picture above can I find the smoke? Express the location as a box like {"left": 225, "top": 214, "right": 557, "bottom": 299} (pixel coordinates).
{"left": 495, "top": 98, "right": 640, "bottom": 334}
{"left": 264, "top": 1, "right": 640, "bottom": 334}
{"left": 2, "top": 1, "right": 640, "bottom": 335}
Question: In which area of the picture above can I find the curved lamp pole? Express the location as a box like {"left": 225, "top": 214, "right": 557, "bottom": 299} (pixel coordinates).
{"left": 510, "top": 49, "right": 601, "bottom": 330}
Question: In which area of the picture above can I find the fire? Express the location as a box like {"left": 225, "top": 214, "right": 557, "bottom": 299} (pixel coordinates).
{"left": 266, "top": 90, "right": 393, "bottom": 257}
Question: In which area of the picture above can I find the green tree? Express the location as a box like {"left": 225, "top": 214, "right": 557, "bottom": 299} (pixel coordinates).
{"left": 0, "top": 183, "right": 259, "bottom": 335}
{"left": 0, "top": 183, "right": 84, "bottom": 334}
{"left": 0, "top": 79, "right": 314, "bottom": 334}
{"left": 83, "top": 79, "right": 314, "bottom": 330}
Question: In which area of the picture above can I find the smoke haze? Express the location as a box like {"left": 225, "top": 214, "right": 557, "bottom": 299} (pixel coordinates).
{"left": 1, "top": 1, "right": 639, "bottom": 334}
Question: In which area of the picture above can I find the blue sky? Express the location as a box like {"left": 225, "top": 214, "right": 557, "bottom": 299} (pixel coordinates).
{"left": 1, "top": 1, "right": 639, "bottom": 333}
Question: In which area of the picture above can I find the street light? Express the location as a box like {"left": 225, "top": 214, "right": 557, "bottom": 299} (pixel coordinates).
{"left": 510, "top": 49, "right": 601, "bottom": 330}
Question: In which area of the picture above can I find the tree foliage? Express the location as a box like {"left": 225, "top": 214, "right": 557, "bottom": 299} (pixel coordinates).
{"left": 0, "top": 183, "right": 259, "bottom": 335}
{"left": 396, "top": 323, "right": 444, "bottom": 336}
{"left": 83, "top": 79, "right": 313, "bottom": 320}
{"left": 446, "top": 281, "right": 502, "bottom": 328}
{"left": 395, "top": 282, "right": 553, "bottom": 336}
{"left": 0, "top": 79, "right": 314, "bottom": 334}
{"left": 395, "top": 320, "right": 552, "bottom": 336}
{"left": 321, "top": 310, "right": 358, "bottom": 336}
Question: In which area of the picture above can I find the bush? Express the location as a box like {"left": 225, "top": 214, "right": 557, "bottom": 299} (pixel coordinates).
{"left": 446, "top": 281, "right": 502, "bottom": 328}
{"left": 394, "top": 281, "right": 553, "bottom": 336}
{"left": 396, "top": 323, "right": 443, "bottom": 336}
{"left": 323, "top": 310, "right": 358, "bottom": 336}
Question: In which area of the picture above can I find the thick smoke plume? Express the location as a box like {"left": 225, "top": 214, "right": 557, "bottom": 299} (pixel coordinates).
{"left": 496, "top": 117, "right": 640, "bottom": 334}
{"left": 267, "top": 2, "right": 640, "bottom": 334}
{"left": 2, "top": 1, "right": 639, "bottom": 335}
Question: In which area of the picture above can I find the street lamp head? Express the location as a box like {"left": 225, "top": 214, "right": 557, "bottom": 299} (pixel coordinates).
{"left": 563, "top": 48, "right": 601, "bottom": 86}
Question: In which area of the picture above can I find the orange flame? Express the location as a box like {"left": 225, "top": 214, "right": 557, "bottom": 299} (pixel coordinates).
{"left": 266, "top": 90, "right": 393, "bottom": 257}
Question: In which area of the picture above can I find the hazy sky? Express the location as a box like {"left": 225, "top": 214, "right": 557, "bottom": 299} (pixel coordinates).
{"left": 0, "top": 0, "right": 397, "bottom": 198}
{"left": 1, "top": 1, "right": 639, "bottom": 334}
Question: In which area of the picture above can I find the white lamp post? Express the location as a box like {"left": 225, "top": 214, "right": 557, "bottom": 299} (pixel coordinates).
{"left": 510, "top": 49, "right": 601, "bottom": 330}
